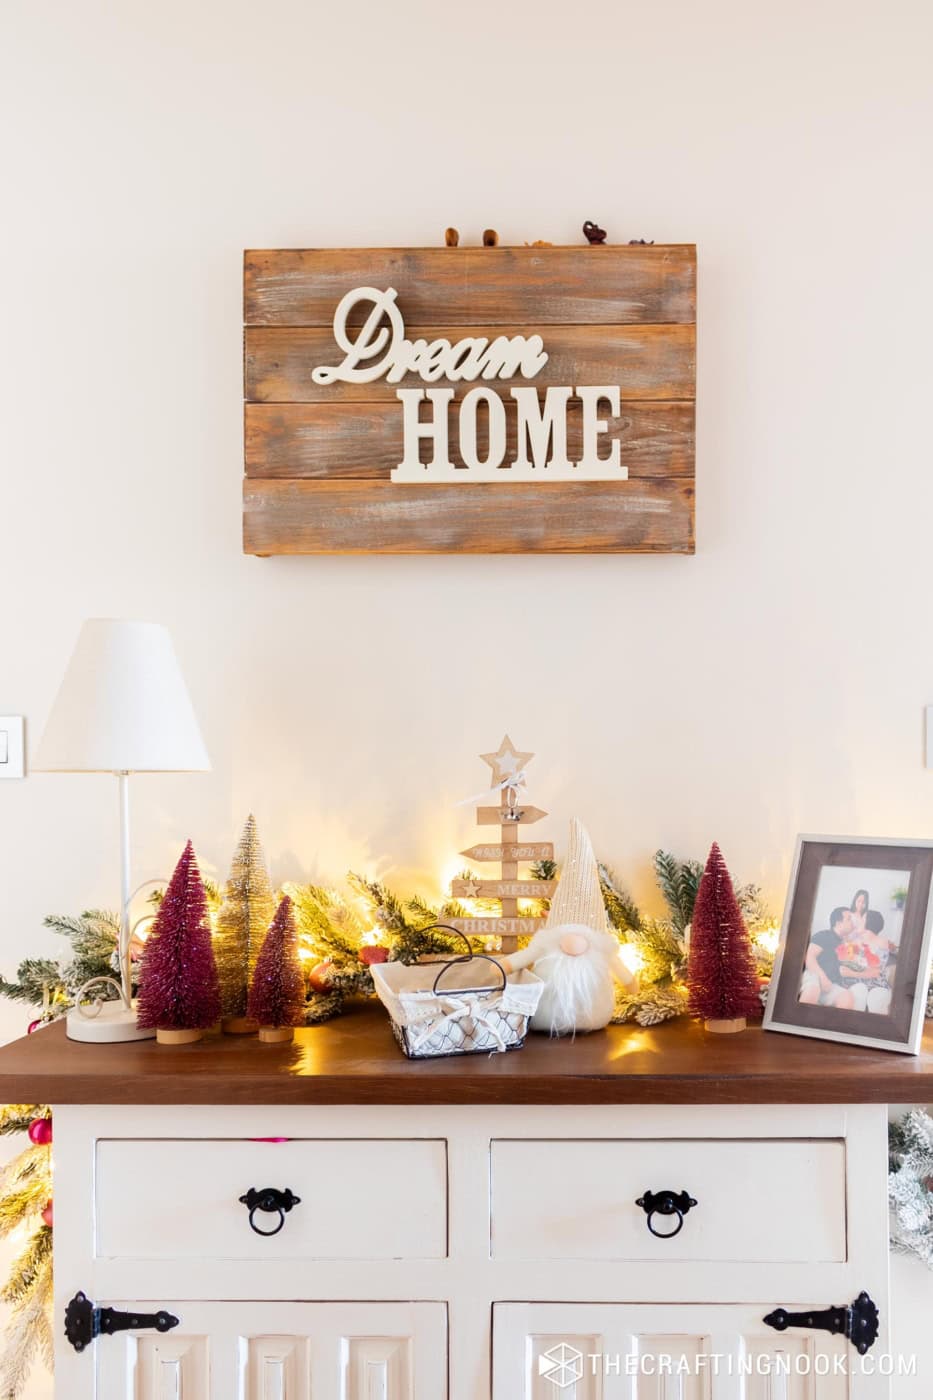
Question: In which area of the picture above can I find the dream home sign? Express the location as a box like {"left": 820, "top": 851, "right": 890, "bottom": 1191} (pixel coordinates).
{"left": 243, "top": 245, "right": 696, "bottom": 554}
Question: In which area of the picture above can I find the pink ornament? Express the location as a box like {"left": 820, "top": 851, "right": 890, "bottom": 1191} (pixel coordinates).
{"left": 27, "top": 1020, "right": 41, "bottom": 1035}
{"left": 41, "top": 1200, "right": 53, "bottom": 1228}
{"left": 28, "top": 1117, "right": 52, "bottom": 1146}
{"left": 359, "top": 945, "right": 389, "bottom": 967}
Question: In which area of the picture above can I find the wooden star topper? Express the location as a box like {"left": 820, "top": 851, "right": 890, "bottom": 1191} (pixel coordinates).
{"left": 481, "top": 735, "right": 534, "bottom": 787}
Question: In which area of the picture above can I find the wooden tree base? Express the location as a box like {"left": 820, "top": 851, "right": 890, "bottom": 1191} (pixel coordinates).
{"left": 258, "top": 1026, "right": 295, "bottom": 1044}
{"left": 705, "top": 1017, "right": 747, "bottom": 1034}
{"left": 156, "top": 1027, "right": 204, "bottom": 1046}
{"left": 223, "top": 1016, "right": 258, "bottom": 1036}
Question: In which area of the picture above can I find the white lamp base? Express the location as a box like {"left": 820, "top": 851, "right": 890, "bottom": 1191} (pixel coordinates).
{"left": 66, "top": 1002, "right": 157, "bottom": 1044}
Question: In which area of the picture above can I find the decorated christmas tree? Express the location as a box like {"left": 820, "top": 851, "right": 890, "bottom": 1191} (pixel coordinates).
{"left": 247, "top": 895, "right": 307, "bottom": 1043}
{"left": 686, "top": 843, "right": 762, "bottom": 1032}
{"left": 213, "top": 815, "right": 276, "bottom": 1033}
{"left": 136, "top": 841, "right": 221, "bottom": 1044}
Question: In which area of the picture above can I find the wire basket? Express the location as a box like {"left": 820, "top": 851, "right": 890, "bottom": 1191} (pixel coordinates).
{"left": 369, "top": 927, "right": 544, "bottom": 1059}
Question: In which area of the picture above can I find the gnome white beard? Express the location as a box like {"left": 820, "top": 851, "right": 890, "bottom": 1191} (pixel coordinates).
{"left": 527, "top": 924, "right": 619, "bottom": 1035}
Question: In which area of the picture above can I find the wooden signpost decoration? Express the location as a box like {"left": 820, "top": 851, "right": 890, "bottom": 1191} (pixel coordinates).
{"left": 447, "top": 736, "right": 554, "bottom": 953}
{"left": 243, "top": 244, "right": 696, "bottom": 554}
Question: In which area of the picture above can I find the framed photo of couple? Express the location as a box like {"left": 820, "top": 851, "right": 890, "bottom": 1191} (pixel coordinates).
{"left": 764, "top": 836, "right": 933, "bottom": 1054}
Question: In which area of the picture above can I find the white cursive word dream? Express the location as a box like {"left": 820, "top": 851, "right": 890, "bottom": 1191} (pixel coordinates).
{"left": 311, "top": 286, "right": 628, "bottom": 484}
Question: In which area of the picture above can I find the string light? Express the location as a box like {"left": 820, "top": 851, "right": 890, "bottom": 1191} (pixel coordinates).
{"left": 755, "top": 924, "right": 781, "bottom": 955}
{"left": 618, "top": 944, "right": 645, "bottom": 976}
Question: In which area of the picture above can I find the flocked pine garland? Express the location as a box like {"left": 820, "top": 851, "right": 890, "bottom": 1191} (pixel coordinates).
{"left": 0, "top": 850, "right": 780, "bottom": 1032}
{"left": 889, "top": 1109, "right": 933, "bottom": 1267}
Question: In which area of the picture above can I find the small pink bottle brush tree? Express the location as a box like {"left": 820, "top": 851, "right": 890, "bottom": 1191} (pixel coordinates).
{"left": 136, "top": 840, "right": 221, "bottom": 1044}
{"left": 248, "top": 895, "right": 307, "bottom": 1043}
{"left": 686, "top": 842, "right": 762, "bottom": 1033}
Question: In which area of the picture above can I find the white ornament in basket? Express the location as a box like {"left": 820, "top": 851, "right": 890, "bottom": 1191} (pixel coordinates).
{"left": 370, "top": 944, "right": 543, "bottom": 1059}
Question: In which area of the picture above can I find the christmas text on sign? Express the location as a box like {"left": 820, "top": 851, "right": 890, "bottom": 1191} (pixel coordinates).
{"left": 312, "top": 287, "right": 626, "bottom": 484}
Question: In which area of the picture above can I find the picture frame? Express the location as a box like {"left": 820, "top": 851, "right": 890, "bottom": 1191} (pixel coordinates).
{"left": 763, "top": 835, "right": 933, "bottom": 1054}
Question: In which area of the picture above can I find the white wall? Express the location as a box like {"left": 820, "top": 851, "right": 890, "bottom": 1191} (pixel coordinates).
{"left": 2, "top": 0, "right": 932, "bottom": 1393}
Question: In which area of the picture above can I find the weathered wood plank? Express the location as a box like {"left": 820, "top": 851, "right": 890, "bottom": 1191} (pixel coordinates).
{"left": 243, "top": 480, "right": 695, "bottom": 556}
{"left": 451, "top": 879, "right": 556, "bottom": 899}
{"left": 245, "top": 401, "right": 695, "bottom": 480}
{"left": 244, "top": 246, "right": 696, "bottom": 327}
{"left": 461, "top": 844, "right": 555, "bottom": 863}
{"left": 245, "top": 324, "right": 696, "bottom": 403}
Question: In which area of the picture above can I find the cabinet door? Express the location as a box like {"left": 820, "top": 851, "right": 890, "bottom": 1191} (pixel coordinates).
{"left": 493, "top": 1302, "right": 887, "bottom": 1399}
{"left": 93, "top": 1300, "right": 446, "bottom": 1400}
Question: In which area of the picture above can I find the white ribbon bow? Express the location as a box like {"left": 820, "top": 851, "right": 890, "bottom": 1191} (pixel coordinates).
{"left": 409, "top": 994, "right": 510, "bottom": 1055}
{"left": 455, "top": 771, "right": 529, "bottom": 809}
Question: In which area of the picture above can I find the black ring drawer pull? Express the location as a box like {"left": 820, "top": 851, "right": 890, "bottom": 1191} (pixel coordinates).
{"left": 239, "top": 1186, "right": 301, "bottom": 1237}
{"left": 635, "top": 1188, "right": 698, "bottom": 1238}
{"left": 764, "top": 1291, "right": 879, "bottom": 1356}
{"left": 65, "top": 1291, "right": 179, "bottom": 1353}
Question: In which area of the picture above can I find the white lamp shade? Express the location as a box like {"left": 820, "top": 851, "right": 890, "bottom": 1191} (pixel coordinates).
{"left": 34, "top": 619, "right": 211, "bottom": 773}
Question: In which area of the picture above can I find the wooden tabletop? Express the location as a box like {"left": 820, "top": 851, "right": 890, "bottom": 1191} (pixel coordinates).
{"left": 1, "top": 1003, "right": 933, "bottom": 1105}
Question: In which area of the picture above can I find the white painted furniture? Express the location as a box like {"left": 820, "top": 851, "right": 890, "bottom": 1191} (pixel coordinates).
{"left": 0, "top": 1005, "right": 912, "bottom": 1400}
{"left": 49, "top": 1101, "right": 890, "bottom": 1400}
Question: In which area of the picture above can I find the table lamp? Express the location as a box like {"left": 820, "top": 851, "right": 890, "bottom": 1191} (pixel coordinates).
{"left": 34, "top": 620, "right": 210, "bottom": 1042}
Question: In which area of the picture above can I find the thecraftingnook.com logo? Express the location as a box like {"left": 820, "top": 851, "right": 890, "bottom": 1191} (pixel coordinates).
{"left": 537, "top": 1344, "right": 585, "bottom": 1389}
{"left": 536, "top": 1345, "right": 917, "bottom": 1386}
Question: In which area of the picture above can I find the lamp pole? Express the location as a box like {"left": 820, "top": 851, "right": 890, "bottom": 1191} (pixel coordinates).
{"left": 118, "top": 770, "right": 132, "bottom": 1007}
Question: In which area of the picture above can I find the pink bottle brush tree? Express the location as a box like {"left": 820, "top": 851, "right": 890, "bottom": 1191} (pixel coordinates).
{"left": 248, "top": 895, "right": 307, "bottom": 1043}
{"left": 687, "top": 842, "right": 762, "bottom": 1033}
{"left": 136, "top": 840, "right": 221, "bottom": 1045}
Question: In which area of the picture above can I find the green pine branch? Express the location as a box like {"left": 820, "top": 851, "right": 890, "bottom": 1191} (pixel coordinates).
{"left": 599, "top": 864, "right": 642, "bottom": 932}
{"left": 654, "top": 851, "right": 703, "bottom": 935}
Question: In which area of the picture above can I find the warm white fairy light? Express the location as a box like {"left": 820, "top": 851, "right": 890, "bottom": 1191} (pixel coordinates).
{"left": 755, "top": 924, "right": 781, "bottom": 955}
{"left": 440, "top": 856, "right": 464, "bottom": 897}
{"left": 134, "top": 913, "right": 158, "bottom": 938}
{"left": 618, "top": 944, "right": 645, "bottom": 976}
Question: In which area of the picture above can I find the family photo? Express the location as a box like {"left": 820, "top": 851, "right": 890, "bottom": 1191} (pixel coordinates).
{"left": 798, "top": 865, "right": 909, "bottom": 1016}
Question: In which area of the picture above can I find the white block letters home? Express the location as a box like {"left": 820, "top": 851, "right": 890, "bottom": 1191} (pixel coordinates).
{"left": 312, "top": 287, "right": 628, "bottom": 483}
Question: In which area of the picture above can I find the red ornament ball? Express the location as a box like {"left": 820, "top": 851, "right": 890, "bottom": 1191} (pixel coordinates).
{"left": 28, "top": 1118, "right": 52, "bottom": 1147}
{"left": 307, "top": 960, "right": 334, "bottom": 993}
{"left": 27, "top": 1020, "right": 42, "bottom": 1035}
{"left": 41, "top": 1200, "right": 53, "bottom": 1228}
{"left": 359, "top": 945, "right": 389, "bottom": 967}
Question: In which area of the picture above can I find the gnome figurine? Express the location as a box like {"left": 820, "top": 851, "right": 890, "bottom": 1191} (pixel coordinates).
{"left": 502, "top": 818, "right": 637, "bottom": 1035}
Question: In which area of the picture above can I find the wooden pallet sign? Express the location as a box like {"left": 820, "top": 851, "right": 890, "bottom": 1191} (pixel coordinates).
{"left": 449, "top": 736, "right": 553, "bottom": 953}
{"left": 243, "top": 244, "right": 696, "bottom": 554}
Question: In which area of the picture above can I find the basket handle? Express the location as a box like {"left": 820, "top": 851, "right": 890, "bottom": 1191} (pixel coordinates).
{"left": 430, "top": 953, "right": 507, "bottom": 996}
{"left": 416, "top": 924, "right": 508, "bottom": 995}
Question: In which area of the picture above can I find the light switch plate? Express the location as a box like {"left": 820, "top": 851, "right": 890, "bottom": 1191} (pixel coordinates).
{"left": 0, "top": 717, "right": 25, "bottom": 779}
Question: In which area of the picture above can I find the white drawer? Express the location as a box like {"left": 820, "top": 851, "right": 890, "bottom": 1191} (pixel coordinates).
{"left": 96, "top": 1138, "right": 447, "bottom": 1260}
{"left": 491, "top": 1138, "right": 846, "bottom": 1263}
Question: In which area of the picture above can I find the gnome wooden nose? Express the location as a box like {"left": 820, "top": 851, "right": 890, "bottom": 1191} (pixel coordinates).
{"left": 559, "top": 931, "right": 590, "bottom": 956}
